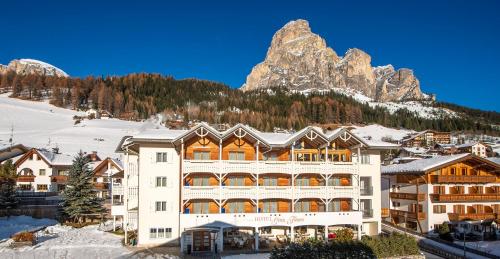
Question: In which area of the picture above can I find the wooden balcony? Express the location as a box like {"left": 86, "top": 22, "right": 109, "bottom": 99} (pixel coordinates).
{"left": 50, "top": 175, "right": 68, "bottom": 183}
{"left": 381, "top": 208, "right": 390, "bottom": 218}
{"left": 390, "top": 192, "right": 426, "bottom": 201}
{"left": 431, "top": 175, "right": 496, "bottom": 184}
{"left": 447, "top": 213, "right": 498, "bottom": 221}
{"left": 93, "top": 182, "right": 109, "bottom": 190}
{"left": 390, "top": 209, "right": 426, "bottom": 220}
{"left": 430, "top": 193, "right": 500, "bottom": 203}
{"left": 17, "top": 176, "right": 35, "bottom": 182}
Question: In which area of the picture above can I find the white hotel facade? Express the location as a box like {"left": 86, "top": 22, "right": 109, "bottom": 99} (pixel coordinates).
{"left": 113, "top": 123, "right": 393, "bottom": 253}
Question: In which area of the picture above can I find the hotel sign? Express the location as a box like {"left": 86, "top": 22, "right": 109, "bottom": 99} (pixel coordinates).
{"left": 253, "top": 215, "right": 305, "bottom": 225}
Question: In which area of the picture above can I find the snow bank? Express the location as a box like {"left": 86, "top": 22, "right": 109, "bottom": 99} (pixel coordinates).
{"left": 0, "top": 216, "right": 57, "bottom": 241}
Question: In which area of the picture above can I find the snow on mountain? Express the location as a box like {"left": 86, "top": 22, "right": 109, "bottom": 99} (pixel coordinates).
{"left": 0, "top": 59, "right": 68, "bottom": 77}
{"left": 323, "top": 88, "right": 458, "bottom": 120}
{"left": 0, "top": 93, "right": 155, "bottom": 158}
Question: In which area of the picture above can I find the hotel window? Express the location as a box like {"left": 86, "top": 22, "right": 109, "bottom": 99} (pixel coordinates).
{"left": 29, "top": 155, "right": 33, "bottom": 160}
{"left": 461, "top": 168, "right": 468, "bottom": 175}
{"left": 193, "top": 151, "right": 210, "bottom": 160}
{"left": 193, "top": 202, "right": 210, "bottom": 214}
{"left": 264, "top": 153, "right": 278, "bottom": 161}
{"left": 193, "top": 176, "right": 210, "bottom": 186}
{"left": 360, "top": 154, "right": 370, "bottom": 164}
{"left": 229, "top": 151, "right": 245, "bottom": 161}
{"left": 37, "top": 184, "right": 48, "bottom": 191}
{"left": 263, "top": 177, "right": 278, "bottom": 186}
{"left": 228, "top": 176, "right": 245, "bottom": 186}
{"left": 433, "top": 205, "right": 446, "bottom": 214}
{"left": 19, "top": 184, "right": 31, "bottom": 191}
{"left": 296, "top": 177, "right": 310, "bottom": 186}
{"left": 150, "top": 228, "right": 157, "bottom": 239}
{"left": 262, "top": 201, "right": 278, "bottom": 213}
{"left": 226, "top": 201, "right": 245, "bottom": 213}
{"left": 155, "top": 201, "right": 167, "bottom": 212}
{"left": 450, "top": 167, "right": 456, "bottom": 175}
{"left": 330, "top": 200, "right": 341, "bottom": 212}
{"left": 156, "top": 177, "right": 167, "bottom": 187}
{"left": 453, "top": 205, "right": 465, "bottom": 214}
{"left": 39, "top": 169, "right": 46, "bottom": 176}
{"left": 156, "top": 152, "right": 168, "bottom": 163}
{"left": 295, "top": 201, "right": 310, "bottom": 212}
{"left": 433, "top": 186, "right": 445, "bottom": 194}
{"left": 392, "top": 201, "right": 400, "bottom": 207}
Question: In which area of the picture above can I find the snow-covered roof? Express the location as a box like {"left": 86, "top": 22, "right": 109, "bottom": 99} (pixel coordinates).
{"left": 124, "top": 122, "right": 398, "bottom": 150}
{"left": 486, "top": 157, "right": 500, "bottom": 165}
{"left": 456, "top": 142, "right": 485, "bottom": 149}
{"left": 402, "top": 147, "right": 429, "bottom": 154}
{"left": 37, "top": 149, "right": 74, "bottom": 166}
{"left": 382, "top": 154, "right": 470, "bottom": 174}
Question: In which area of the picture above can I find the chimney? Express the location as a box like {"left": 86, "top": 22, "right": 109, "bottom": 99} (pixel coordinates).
{"left": 52, "top": 147, "right": 60, "bottom": 154}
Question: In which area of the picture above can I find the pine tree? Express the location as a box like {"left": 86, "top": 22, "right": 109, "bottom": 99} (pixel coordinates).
{"left": 61, "top": 152, "right": 106, "bottom": 223}
{"left": 0, "top": 159, "right": 18, "bottom": 211}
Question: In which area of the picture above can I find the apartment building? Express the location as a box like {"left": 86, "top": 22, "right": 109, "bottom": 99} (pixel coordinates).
{"left": 381, "top": 154, "right": 500, "bottom": 233}
{"left": 401, "top": 130, "right": 451, "bottom": 147}
{"left": 115, "top": 123, "right": 394, "bottom": 253}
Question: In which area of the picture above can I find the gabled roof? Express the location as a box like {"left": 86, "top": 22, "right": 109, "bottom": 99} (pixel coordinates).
{"left": 402, "top": 129, "right": 449, "bottom": 142}
{"left": 382, "top": 154, "right": 499, "bottom": 175}
{"left": 120, "top": 123, "right": 398, "bottom": 151}
{"left": 0, "top": 144, "right": 30, "bottom": 163}
{"left": 15, "top": 148, "right": 74, "bottom": 168}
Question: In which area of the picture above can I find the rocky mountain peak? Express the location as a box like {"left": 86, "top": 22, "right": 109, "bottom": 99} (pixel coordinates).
{"left": 0, "top": 59, "right": 68, "bottom": 77}
{"left": 241, "top": 19, "right": 429, "bottom": 102}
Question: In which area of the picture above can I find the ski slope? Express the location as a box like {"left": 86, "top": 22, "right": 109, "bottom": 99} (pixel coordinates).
{"left": 0, "top": 94, "right": 153, "bottom": 159}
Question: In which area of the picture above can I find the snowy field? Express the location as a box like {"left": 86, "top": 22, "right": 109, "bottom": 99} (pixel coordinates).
{"left": 351, "top": 124, "right": 414, "bottom": 142}
{"left": 0, "top": 93, "right": 155, "bottom": 158}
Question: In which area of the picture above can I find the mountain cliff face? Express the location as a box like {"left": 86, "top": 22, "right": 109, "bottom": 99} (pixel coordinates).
{"left": 241, "top": 19, "right": 428, "bottom": 102}
{"left": 0, "top": 59, "right": 68, "bottom": 77}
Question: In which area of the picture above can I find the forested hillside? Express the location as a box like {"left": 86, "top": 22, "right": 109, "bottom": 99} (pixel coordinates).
{"left": 0, "top": 71, "right": 498, "bottom": 135}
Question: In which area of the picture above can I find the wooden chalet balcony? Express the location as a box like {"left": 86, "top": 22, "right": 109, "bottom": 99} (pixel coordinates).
{"left": 50, "top": 175, "right": 68, "bottom": 183}
{"left": 381, "top": 208, "right": 390, "bottom": 218}
{"left": 17, "top": 176, "right": 35, "bottom": 182}
{"left": 390, "top": 209, "right": 426, "bottom": 220}
{"left": 390, "top": 192, "right": 426, "bottom": 201}
{"left": 431, "top": 175, "right": 496, "bottom": 184}
{"left": 93, "top": 182, "right": 109, "bottom": 190}
{"left": 430, "top": 193, "right": 500, "bottom": 203}
{"left": 447, "top": 213, "right": 498, "bottom": 221}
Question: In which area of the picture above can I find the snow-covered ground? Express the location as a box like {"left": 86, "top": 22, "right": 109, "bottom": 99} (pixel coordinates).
{"left": 0, "top": 93, "right": 156, "bottom": 158}
{"left": 351, "top": 124, "right": 414, "bottom": 143}
{"left": 0, "top": 216, "right": 58, "bottom": 241}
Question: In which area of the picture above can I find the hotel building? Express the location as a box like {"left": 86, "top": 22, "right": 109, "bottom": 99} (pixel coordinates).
{"left": 382, "top": 154, "right": 500, "bottom": 233}
{"left": 114, "top": 123, "right": 394, "bottom": 253}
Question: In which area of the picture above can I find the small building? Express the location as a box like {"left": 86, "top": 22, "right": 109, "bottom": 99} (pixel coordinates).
{"left": 456, "top": 142, "right": 488, "bottom": 158}
{"left": 14, "top": 148, "right": 73, "bottom": 193}
{"left": 382, "top": 154, "right": 500, "bottom": 234}
{"left": 401, "top": 130, "right": 451, "bottom": 148}
{"left": 87, "top": 157, "right": 123, "bottom": 199}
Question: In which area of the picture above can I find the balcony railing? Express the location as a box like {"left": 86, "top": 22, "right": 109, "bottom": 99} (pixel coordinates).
{"left": 17, "top": 176, "right": 35, "bottom": 182}
{"left": 183, "top": 185, "right": 359, "bottom": 201}
{"left": 390, "top": 192, "right": 426, "bottom": 201}
{"left": 182, "top": 160, "right": 358, "bottom": 175}
{"left": 390, "top": 209, "right": 426, "bottom": 220}
{"left": 431, "top": 175, "right": 497, "bottom": 184}
{"left": 430, "top": 194, "right": 500, "bottom": 203}
{"left": 112, "top": 184, "right": 124, "bottom": 195}
{"left": 50, "top": 175, "right": 68, "bottom": 183}
{"left": 447, "top": 213, "right": 498, "bottom": 221}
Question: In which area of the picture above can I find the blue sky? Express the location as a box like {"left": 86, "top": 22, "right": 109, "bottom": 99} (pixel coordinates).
{"left": 2, "top": 0, "right": 499, "bottom": 111}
